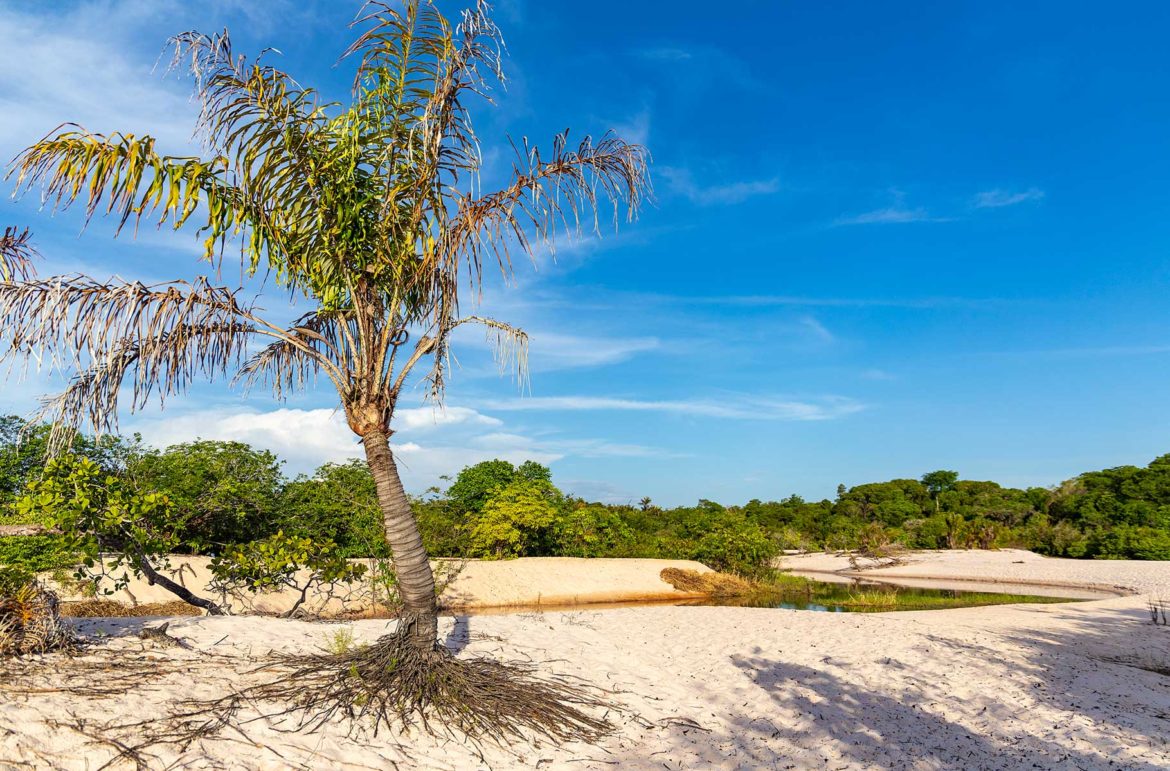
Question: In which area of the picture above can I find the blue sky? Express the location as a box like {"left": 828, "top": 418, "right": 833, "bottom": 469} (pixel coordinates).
{"left": 3, "top": 0, "right": 1170, "bottom": 505}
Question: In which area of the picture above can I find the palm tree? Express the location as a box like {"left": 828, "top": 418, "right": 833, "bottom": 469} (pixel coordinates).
{"left": 1, "top": 0, "right": 648, "bottom": 655}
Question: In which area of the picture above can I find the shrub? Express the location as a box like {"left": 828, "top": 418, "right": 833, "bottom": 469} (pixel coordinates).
{"left": 552, "top": 505, "right": 633, "bottom": 557}
{"left": 129, "top": 440, "right": 283, "bottom": 550}
{"left": 691, "top": 520, "right": 779, "bottom": 577}
{"left": 208, "top": 532, "right": 367, "bottom": 617}
{"left": 467, "top": 478, "right": 560, "bottom": 558}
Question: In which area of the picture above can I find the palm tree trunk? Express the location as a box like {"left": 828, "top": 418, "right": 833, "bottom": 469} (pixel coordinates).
{"left": 361, "top": 427, "right": 438, "bottom": 647}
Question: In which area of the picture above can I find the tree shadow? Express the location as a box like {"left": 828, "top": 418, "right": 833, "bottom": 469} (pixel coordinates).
{"left": 443, "top": 614, "right": 471, "bottom": 654}
{"left": 718, "top": 600, "right": 1170, "bottom": 769}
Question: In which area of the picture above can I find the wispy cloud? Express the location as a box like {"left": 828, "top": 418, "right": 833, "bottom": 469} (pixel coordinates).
{"left": 667, "top": 294, "right": 1015, "bottom": 310}
{"left": 972, "top": 187, "right": 1045, "bottom": 209}
{"left": 632, "top": 44, "right": 761, "bottom": 91}
{"left": 660, "top": 166, "right": 780, "bottom": 206}
{"left": 834, "top": 206, "right": 947, "bottom": 226}
{"left": 834, "top": 188, "right": 951, "bottom": 227}
{"left": 798, "top": 316, "right": 835, "bottom": 343}
{"left": 458, "top": 327, "right": 660, "bottom": 372}
{"left": 479, "top": 394, "right": 864, "bottom": 421}
{"left": 977, "top": 344, "right": 1170, "bottom": 358}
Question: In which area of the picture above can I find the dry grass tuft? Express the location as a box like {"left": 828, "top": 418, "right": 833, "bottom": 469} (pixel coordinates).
{"left": 0, "top": 582, "right": 73, "bottom": 656}
{"left": 61, "top": 600, "right": 203, "bottom": 618}
{"left": 660, "top": 568, "right": 754, "bottom": 596}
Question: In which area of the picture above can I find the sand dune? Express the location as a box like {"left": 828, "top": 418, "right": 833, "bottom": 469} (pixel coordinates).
{"left": 3, "top": 550, "right": 1169, "bottom": 769}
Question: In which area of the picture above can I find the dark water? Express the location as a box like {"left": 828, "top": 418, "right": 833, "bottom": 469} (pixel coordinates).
{"left": 453, "top": 578, "right": 1092, "bottom": 617}
{"left": 680, "top": 580, "right": 1087, "bottom": 613}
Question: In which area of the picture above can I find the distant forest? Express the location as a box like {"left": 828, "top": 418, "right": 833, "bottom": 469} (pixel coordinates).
{"left": 3, "top": 416, "right": 1169, "bottom": 579}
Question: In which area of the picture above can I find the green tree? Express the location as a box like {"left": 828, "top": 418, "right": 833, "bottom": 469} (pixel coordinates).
{"left": 130, "top": 440, "right": 283, "bottom": 550}
{"left": 553, "top": 505, "right": 633, "bottom": 557}
{"left": 1, "top": 0, "right": 648, "bottom": 652}
{"left": 16, "top": 455, "right": 225, "bottom": 613}
{"left": 448, "top": 459, "right": 521, "bottom": 514}
{"left": 467, "top": 478, "right": 561, "bottom": 558}
{"left": 921, "top": 470, "right": 960, "bottom": 514}
{"left": 279, "top": 460, "right": 387, "bottom": 558}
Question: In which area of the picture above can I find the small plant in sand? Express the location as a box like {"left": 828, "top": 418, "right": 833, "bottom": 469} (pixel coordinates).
{"left": 1149, "top": 597, "right": 1169, "bottom": 626}
{"left": 0, "top": 580, "right": 71, "bottom": 657}
{"left": 1, "top": 0, "right": 648, "bottom": 744}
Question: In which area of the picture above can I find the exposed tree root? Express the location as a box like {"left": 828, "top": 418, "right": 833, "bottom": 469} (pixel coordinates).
{"left": 90, "top": 615, "right": 616, "bottom": 765}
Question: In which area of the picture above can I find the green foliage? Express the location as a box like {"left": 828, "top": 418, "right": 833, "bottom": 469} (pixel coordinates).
{"left": 209, "top": 531, "right": 366, "bottom": 616}
{"left": 448, "top": 459, "right": 551, "bottom": 514}
{"left": 690, "top": 519, "right": 779, "bottom": 577}
{"left": 0, "top": 416, "right": 140, "bottom": 508}
{"left": 552, "top": 505, "right": 633, "bottom": 558}
{"left": 129, "top": 440, "right": 283, "bottom": 550}
{"left": 16, "top": 455, "right": 181, "bottom": 594}
{"left": 278, "top": 460, "right": 388, "bottom": 558}
{"left": 467, "top": 478, "right": 560, "bottom": 558}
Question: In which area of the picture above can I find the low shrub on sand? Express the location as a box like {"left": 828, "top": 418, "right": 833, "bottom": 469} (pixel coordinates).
{"left": 0, "top": 581, "right": 72, "bottom": 656}
{"left": 660, "top": 568, "right": 754, "bottom": 596}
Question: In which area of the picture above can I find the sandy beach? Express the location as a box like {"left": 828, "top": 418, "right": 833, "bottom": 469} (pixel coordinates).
{"left": 3, "top": 549, "right": 1169, "bottom": 770}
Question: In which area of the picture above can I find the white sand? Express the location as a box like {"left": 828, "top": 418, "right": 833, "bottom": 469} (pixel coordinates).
{"left": 4, "top": 550, "right": 1170, "bottom": 770}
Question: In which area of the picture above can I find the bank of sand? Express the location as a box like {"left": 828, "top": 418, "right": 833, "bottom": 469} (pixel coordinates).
{"left": 3, "top": 550, "right": 1169, "bottom": 769}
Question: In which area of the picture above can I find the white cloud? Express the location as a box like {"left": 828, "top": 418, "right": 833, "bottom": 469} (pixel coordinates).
{"left": 128, "top": 404, "right": 509, "bottom": 478}
{"left": 660, "top": 166, "right": 780, "bottom": 206}
{"left": 123, "top": 403, "right": 679, "bottom": 488}
{"left": 973, "top": 187, "right": 1045, "bottom": 209}
{"left": 834, "top": 206, "right": 942, "bottom": 226}
{"left": 479, "top": 394, "right": 864, "bottom": 421}
{"left": 529, "top": 332, "right": 660, "bottom": 370}
{"left": 798, "top": 316, "right": 834, "bottom": 344}
{"left": 394, "top": 406, "right": 502, "bottom": 431}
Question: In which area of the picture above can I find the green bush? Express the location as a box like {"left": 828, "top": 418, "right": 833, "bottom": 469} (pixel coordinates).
{"left": 691, "top": 520, "right": 779, "bottom": 577}
{"left": 552, "top": 505, "right": 633, "bottom": 557}
{"left": 209, "top": 531, "right": 367, "bottom": 617}
{"left": 467, "top": 478, "right": 560, "bottom": 558}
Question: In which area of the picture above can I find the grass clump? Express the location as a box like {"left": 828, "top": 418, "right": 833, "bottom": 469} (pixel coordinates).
{"left": 60, "top": 600, "right": 203, "bottom": 618}
{"left": 660, "top": 568, "right": 755, "bottom": 596}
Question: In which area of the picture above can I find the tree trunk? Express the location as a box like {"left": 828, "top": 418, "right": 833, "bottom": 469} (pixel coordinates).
{"left": 362, "top": 428, "right": 438, "bottom": 647}
{"left": 134, "top": 554, "right": 226, "bottom": 615}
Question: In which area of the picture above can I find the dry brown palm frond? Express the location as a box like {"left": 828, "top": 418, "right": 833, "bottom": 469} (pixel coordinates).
{"left": 233, "top": 310, "right": 349, "bottom": 399}
{"left": 35, "top": 320, "right": 254, "bottom": 453}
{"left": 0, "top": 582, "right": 73, "bottom": 657}
{"left": 455, "top": 315, "right": 527, "bottom": 384}
{"left": 0, "top": 227, "right": 37, "bottom": 282}
{"left": 442, "top": 131, "right": 651, "bottom": 289}
{"left": 0, "top": 276, "right": 252, "bottom": 372}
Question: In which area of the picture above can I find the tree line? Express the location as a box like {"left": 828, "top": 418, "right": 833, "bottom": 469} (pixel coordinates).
{"left": 3, "top": 418, "right": 1169, "bottom": 586}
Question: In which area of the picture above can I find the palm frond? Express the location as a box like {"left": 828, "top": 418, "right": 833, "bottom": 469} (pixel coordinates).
{"left": 443, "top": 131, "right": 651, "bottom": 287}
{"left": 7, "top": 127, "right": 258, "bottom": 265}
{"left": 0, "top": 275, "right": 253, "bottom": 374}
{"left": 36, "top": 320, "right": 255, "bottom": 454}
{"left": 0, "top": 227, "right": 37, "bottom": 282}
{"left": 455, "top": 315, "right": 527, "bottom": 385}
{"left": 233, "top": 311, "right": 348, "bottom": 399}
